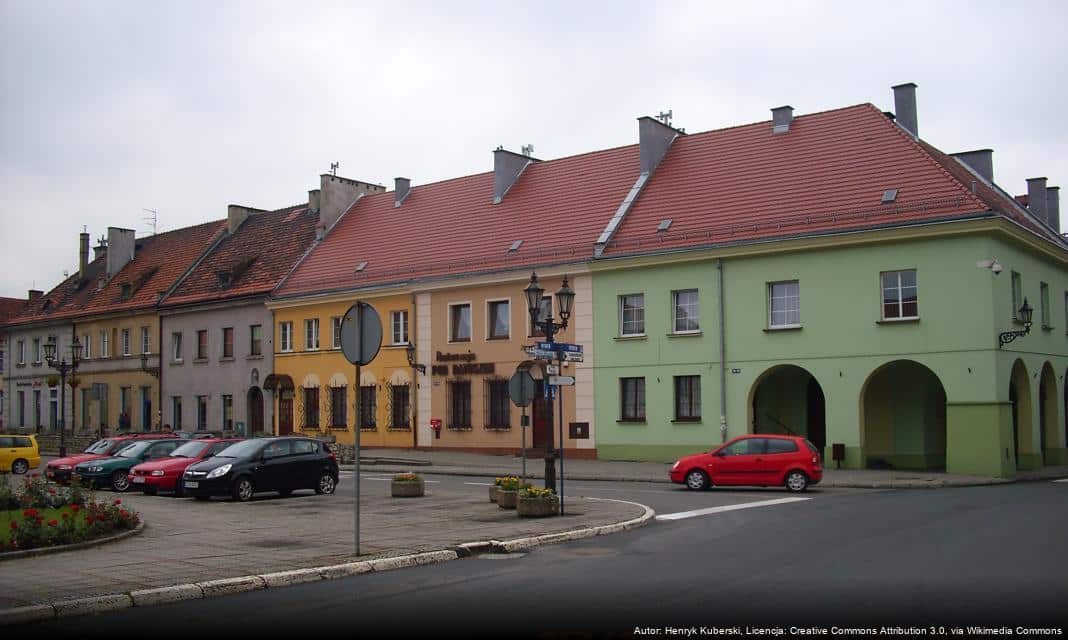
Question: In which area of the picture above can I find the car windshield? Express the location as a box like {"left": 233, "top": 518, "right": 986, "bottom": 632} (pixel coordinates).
{"left": 169, "top": 441, "right": 211, "bottom": 458}
{"left": 213, "top": 439, "right": 268, "bottom": 459}
{"left": 117, "top": 441, "right": 153, "bottom": 458}
{"left": 85, "top": 439, "right": 114, "bottom": 454}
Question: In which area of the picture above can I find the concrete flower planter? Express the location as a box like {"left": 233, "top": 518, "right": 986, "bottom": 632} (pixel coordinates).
{"left": 489, "top": 485, "right": 500, "bottom": 503}
{"left": 391, "top": 479, "right": 425, "bottom": 497}
{"left": 496, "top": 490, "right": 517, "bottom": 509}
{"left": 517, "top": 496, "right": 559, "bottom": 517}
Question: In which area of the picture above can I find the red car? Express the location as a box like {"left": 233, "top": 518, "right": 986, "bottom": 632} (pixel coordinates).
{"left": 669, "top": 434, "right": 823, "bottom": 492}
{"left": 46, "top": 434, "right": 177, "bottom": 483}
{"left": 129, "top": 438, "right": 242, "bottom": 496}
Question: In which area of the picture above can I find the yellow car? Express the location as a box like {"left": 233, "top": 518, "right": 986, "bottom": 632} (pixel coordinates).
{"left": 0, "top": 434, "right": 40, "bottom": 474}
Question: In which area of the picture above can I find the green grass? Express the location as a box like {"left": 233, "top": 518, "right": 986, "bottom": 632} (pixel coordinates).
{"left": 1, "top": 506, "right": 88, "bottom": 532}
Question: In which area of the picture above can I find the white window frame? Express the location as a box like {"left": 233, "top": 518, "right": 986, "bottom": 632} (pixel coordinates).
{"left": 171, "top": 332, "right": 183, "bottom": 362}
{"left": 305, "top": 318, "right": 320, "bottom": 351}
{"left": 81, "top": 333, "right": 91, "bottom": 359}
{"left": 140, "top": 326, "right": 150, "bottom": 354}
{"left": 221, "top": 326, "right": 234, "bottom": 359}
{"left": 671, "top": 289, "right": 700, "bottom": 334}
{"left": 880, "top": 269, "right": 919, "bottom": 321}
{"left": 391, "top": 310, "right": 409, "bottom": 345}
{"left": 249, "top": 324, "right": 262, "bottom": 356}
{"left": 1040, "top": 281, "right": 1050, "bottom": 327}
{"left": 279, "top": 322, "right": 293, "bottom": 353}
{"left": 486, "top": 298, "right": 510, "bottom": 340}
{"left": 100, "top": 331, "right": 109, "bottom": 358}
{"left": 1011, "top": 271, "right": 1022, "bottom": 321}
{"left": 32, "top": 338, "right": 41, "bottom": 364}
{"left": 16, "top": 339, "right": 25, "bottom": 365}
{"left": 196, "top": 330, "right": 208, "bottom": 360}
{"left": 121, "top": 328, "right": 131, "bottom": 356}
{"left": 331, "top": 316, "right": 342, "bottom": 350}
{"left": 767, "top": 281, "right": 801, "bottom": 329}
{"left": 619, "top": 294, "right": 646, "bottom": 337}
{"left": 448, "top": 302, "right": 472, "bottom": 343}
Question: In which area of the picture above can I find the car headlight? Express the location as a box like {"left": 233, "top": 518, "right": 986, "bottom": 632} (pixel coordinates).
{"left": 151, "top": 470, "right": 166, "bottom": 477}
{"left": 671, "top": 461, "right": 680, "bottom": 471}
{"left": 206, "top": 464, "right": 232, "bottom": 479}
{"left": 57, "top": 464, "right": 72, "bottom": 470}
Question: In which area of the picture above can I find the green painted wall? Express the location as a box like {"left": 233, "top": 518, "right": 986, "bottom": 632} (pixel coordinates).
{"left": 593, "top": 231, "right": 1068, "bottom": 476}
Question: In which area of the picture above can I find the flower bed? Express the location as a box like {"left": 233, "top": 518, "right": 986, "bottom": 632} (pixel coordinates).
{"left": 1, "top": 474, "right": 140, "bottom": 553}
{"left": 391, "top": 473, "right": 425, "bottom": 497}
{"left": 517, "top": 485, "right": 559, "bottom": 518}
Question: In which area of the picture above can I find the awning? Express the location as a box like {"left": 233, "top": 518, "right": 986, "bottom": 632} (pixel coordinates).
{"left": 262, "top": 374, "right": 294, "bottom": 392}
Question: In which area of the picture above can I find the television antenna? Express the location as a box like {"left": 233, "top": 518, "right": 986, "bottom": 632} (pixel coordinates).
{"left": 142, "top": 208, "right": 158, "bottom": 235}
{"left": 521, "top": 144, "right": 534, "bottom": 157}
{"left": 657, "top": 110, "right": 673, "bottom": 126}
{"left": 330, "top": 162, "right": 339, "bottom": 176}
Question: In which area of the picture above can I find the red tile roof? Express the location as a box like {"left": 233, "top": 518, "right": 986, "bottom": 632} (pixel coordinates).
{"left": 7, "top": 220, "right": 225, "bottom": 327}
{"left": 275, "top": 144, "right": 640, "bottom": 297}
{"left": 0, "top": 297, "right": 26, "bottom": 323}
{"left": 600, "top": 104, "right": 997, "bottom": 256}
{"left": 162, "top": 205, "right": 318, "bottom": 307}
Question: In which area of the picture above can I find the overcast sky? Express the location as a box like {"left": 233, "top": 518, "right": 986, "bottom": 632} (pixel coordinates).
{"left": 2, "top": 0, "right": 1066, "bottom": 299}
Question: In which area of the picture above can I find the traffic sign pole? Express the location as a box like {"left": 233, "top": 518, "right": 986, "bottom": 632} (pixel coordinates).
{"left": 558, "top": 351, "right": 565, "bottom": 515}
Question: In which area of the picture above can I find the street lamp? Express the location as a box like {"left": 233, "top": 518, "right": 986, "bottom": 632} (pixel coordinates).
{"left": 43, "top": 335, "right": 83, "bottom": 457}
{"left": 405, "top": 342, "right": 426, "bottom": 374}
{"left": 998, "top": 299, "right": 1034, "bottom": 348}
{"left": 524, "top": 272, "right": 575, "bottom": 492}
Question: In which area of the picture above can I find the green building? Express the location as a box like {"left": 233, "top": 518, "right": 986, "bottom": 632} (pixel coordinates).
{"left": 591, "top": 85, "right": 1067, "bottom": 476}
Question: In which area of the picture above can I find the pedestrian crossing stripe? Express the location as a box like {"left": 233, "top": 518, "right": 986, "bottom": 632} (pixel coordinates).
{"left": 655, "top": 497, "right": 811, "bottom": 521}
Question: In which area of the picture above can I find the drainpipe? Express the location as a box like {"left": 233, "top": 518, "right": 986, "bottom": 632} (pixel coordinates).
{"left": 157, "top": 316, "right": 163, "bottom": 431}
{"left": 717, "top": 258, "right": 728, "bottom": 443}
{"left": 410, "top": 293, "right": 418, "bottom": 450}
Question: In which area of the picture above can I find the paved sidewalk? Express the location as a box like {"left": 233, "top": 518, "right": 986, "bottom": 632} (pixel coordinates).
{"left": 0, "top": 483, "right": 646, "bottom": 611}
{"left": 353, "top": 448, "right": 1068, "bottom": 488}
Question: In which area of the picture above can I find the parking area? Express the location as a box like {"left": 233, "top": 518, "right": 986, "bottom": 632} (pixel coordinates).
{"left": 0, "top": 472, "right": 645, "bottom": 609}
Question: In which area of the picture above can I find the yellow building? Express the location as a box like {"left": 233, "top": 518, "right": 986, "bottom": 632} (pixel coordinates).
{"left": 267, "top": 290, "right": 417, "bottom": 448}
{"left": 73, "top": 313, "right": 160, "bottom": 431}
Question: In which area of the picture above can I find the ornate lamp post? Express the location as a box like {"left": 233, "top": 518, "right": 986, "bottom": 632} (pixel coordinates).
{"left": 998, "top": 299, "right": 1034, "bottom": 348}
{"left": 43, "top": 335, "right": 83, "bottom": 457}
{"left": 404, "top": 342, "right": 426, "bottom": 374}
{"left": 523, "top": 272, "right": 575, "bottom": 492}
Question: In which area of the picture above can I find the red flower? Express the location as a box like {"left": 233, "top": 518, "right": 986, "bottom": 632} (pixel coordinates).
{"left": 35, "top": 517, "right": 44, "bottom": 525}
{"left": 71, "top": 504, "right": 80, "bottom": 512}
{"left": 9, "top": 521, "right": 17, "bottom": 530}
{"left": 62, "top": 513, "right": 70, "bottom": 520}
{"left": 119, "top": 510, "right": 128, "bottom": 518}
{"left": 113, "top": 499, "right": 122, "bottom": 505}
{"left": 48, "top": 520, "right": 58, "bottom": 527}
{"left": 22, "top": 508, "right": 38, "bottom": 518}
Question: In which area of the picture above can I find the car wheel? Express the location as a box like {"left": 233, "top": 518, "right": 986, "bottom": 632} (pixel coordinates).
{"left": 232, "top": 477, "right": 254, "bottom": 502}
{"left": 685, "top": 469, "right": 710, "bottom": 491}
{"left": 173, "top": 483, "right": 185, "bottom": 498}
{"left": 785, "top": 470, "right": 809, "bottom": 493}
{"left": 316, "top": 473, "right": 336, "bottom": 495}
{"left": 111, "top": 471, "right": 131, "bottom": 492}
{"left": 143, "top": 486, "right": 158, "bottom": 496}
{"left": 278, "top": 489, "right": 293, "bottom": 498}
{"left": 11, "top": 459, "right": 29, "bottom": 475}
{"left": 193, "top": 495, "right": 210, "bottom": 501}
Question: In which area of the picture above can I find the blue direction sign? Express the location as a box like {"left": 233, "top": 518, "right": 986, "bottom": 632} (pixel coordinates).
{"left": 536, "top": 342, "right": 583, "bottom": 353}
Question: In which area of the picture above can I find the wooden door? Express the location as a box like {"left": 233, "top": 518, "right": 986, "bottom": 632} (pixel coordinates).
{"left": 278, "top": 393, "right": 293, "bottom": 436}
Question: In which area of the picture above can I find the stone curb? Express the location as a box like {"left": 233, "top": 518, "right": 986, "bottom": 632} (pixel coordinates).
{"left": 0, "top": 504, "right": 648, "bottom": 626}
{"left": 345, "top": 465, "right": 1028, "bottom": 489}
{"left": 0, "top": 521, "right": 146, "bottom": 562}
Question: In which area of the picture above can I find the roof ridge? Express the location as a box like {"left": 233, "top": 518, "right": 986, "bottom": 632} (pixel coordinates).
{"left": 864, "top": 102, "right": 989, "bottom": 212}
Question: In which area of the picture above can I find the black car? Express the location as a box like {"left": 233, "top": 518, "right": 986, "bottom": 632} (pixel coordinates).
{"left": 181, "top": 437, "right": 339, "bottom": 501}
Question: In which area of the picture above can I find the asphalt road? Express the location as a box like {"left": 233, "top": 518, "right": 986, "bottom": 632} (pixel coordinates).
{"left": 20, "top": 474, "right": 1067, "bottom": 638}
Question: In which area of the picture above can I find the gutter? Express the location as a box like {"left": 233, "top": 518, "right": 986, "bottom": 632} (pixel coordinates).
{"left": 717, "top": 258, "right": 727, "bottom": 443}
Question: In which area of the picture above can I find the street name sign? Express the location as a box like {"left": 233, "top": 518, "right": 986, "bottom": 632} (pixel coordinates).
{"left": 548, "top": 375, "right": 575, "bottom": 386}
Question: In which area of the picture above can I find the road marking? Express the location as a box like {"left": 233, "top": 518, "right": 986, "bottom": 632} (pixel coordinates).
{"left": 1054, "top": 478, "right": 1068, "bottom": 483}
{"left": 357, "top": 475, "right": 440, "bottom": 483}
{"left": 655, "top": 497, "right": 811, "bottom": 521}
{"left": 464, "top": 482, "right": 493, "bottom": 486}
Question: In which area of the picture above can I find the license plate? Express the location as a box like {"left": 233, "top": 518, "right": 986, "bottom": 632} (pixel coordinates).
{"left": 185, "top": 481, "right": 199, "bottom": 489}
{"left": 133, "top": 476, "right": 145, "bottom": 484}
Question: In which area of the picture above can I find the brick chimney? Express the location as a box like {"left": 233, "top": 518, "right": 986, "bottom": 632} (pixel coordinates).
{"left": 227, "top": 205, "right": 259, "bottom": 235}
{"left": 951, "top": 149, "right": 993, "bottom": 183}
{"left": 28, "top": 289, "right": 42, "bottom": 301}
{"left": 892, "top": 82, "right": 919, "bottom": 139}
{"left": 771, "top": 106, "right": 794, "bottom": 134}
{"left": 1026, "top": 177, "right": 1048, "bottom": 227}
{"left": 316, "top": 174, "right": 384, "bottom": 235}
{"left": 93, "top": 236, "right": 107, "bottom": 261}
{"left": 394, "top": 177, "right": 411, "bottom": 208}
{"left": 78, "top": 231, "right": 90, "bottom": 280}
{"left": 106, "top": 227, "right": 136, "bottom": 278}
{"left": 1046, "top": 186, "right": 1060, "bottom": 232}
{"left": 493, "top": 148, "right": 535, "bottom": 204}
